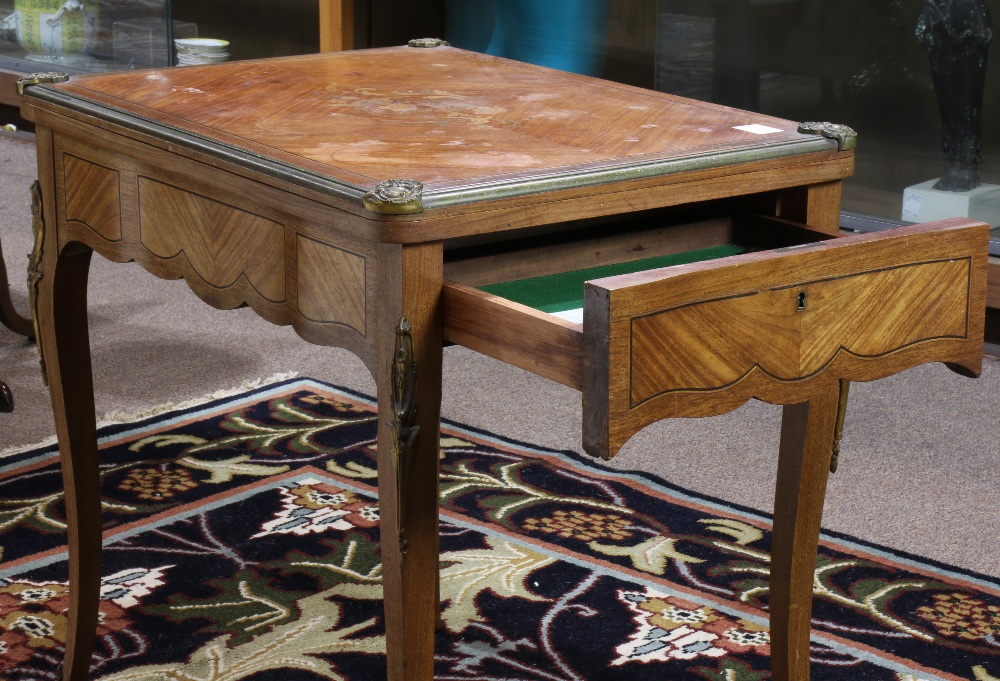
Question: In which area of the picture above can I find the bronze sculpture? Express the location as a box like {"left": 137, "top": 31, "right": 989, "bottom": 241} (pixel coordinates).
{"left": 916, "top": 0, "right": 992, "bottom": 191}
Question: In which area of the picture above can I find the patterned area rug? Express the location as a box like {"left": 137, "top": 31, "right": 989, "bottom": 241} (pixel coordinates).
{"left": 1, "top": 377, "right": 998, "bottom": 680}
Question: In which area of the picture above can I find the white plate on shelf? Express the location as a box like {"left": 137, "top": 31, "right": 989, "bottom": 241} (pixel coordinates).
{"left": 175, "top": 38, "right": 230, "bottom": 52}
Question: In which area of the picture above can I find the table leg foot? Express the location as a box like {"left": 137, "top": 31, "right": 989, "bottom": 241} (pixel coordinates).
{"left": 770, "top": 384, "right": 840, "bottom": 681}
{"left": 0, "top": 234, "right": 34, "bottom": 338}
{"left": 0, "top": 380, "right": 12, "bottom": 412}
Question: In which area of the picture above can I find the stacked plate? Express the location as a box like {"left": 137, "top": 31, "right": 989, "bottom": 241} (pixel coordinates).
{"left": 175, "top": 38, "right": 231, "bottom": 66}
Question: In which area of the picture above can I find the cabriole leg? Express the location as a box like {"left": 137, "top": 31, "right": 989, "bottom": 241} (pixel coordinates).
{"left": 37, "top": 243, "right": 100, "bottom": 681}
{"left": 770, "top": 383, "right": 840, "bottom": 680}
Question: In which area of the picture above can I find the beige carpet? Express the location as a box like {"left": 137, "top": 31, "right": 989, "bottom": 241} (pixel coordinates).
{"left": 1, "top": 134, "right": 998, "bottom": 579}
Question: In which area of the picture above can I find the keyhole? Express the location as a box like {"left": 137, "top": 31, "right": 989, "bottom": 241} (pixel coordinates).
{"left": 797, "top": 291, "right": 808, "bottom": 311}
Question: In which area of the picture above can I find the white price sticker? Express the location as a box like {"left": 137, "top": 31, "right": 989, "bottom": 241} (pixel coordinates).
{"left": 902, "top": 191, "right": 924, "bottom": 220}
{"left": 733, "top": 124, "right": 783, "bottom": 135}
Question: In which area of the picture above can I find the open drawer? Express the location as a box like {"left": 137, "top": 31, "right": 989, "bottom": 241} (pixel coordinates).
{"left": 443, "top": 216, "right": 989, "bottom": 459}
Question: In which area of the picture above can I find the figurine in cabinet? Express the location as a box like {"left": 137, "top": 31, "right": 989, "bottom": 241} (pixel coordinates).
{"left": 916, "top": 0, "right": 992, "bottom": 191}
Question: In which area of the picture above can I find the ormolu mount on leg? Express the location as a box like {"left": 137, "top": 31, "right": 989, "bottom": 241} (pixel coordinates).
{"left": 389, "top": 318, "right": 420, "bottom": 558}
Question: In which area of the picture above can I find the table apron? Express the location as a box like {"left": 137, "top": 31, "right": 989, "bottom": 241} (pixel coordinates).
{"left": 49, "top": 129, "right": 385, "bottom": 371}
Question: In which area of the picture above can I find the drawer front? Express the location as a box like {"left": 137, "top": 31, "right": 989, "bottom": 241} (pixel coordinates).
{"left": 629, "top": 258, "right": 970, "bottom": 403}
{"left": 584, "top": 219, "right": 989, "bottom": 459}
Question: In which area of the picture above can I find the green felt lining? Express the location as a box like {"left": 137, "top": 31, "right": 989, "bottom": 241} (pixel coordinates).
{"left": 479, "top": 244, "right": 745, "bottom": 313}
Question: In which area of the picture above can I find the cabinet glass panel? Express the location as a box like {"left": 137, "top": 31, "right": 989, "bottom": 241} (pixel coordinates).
{"left": 0, "top": 0, "right": 182, "bottom": 72}
{"left": 443, "top": 0, "right": 1000, "bottom": 254}
{"left": 168, "top": 0, "right": 318, "bottom": 61}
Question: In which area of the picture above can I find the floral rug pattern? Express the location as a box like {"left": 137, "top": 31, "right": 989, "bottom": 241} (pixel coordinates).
{"left": 0, "top": 378, "right": 997, "bottom": 680}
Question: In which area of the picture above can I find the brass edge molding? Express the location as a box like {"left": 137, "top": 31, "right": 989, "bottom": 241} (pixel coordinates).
{"left": 830, "top": 379, "right": 850, "bottom": 473}
{"left": 27, "top": 181, "right": 47, "bottom": 385}
{"left": 363, "top": 179, "right": 424, "bottom": 215}
{"left": 21, "top": 87, "right": 842, "bottom": 212}
{"left": 408, "top": 38, "right": 450, "bottom": 48}
{"left": 389, "top": 317, "right": 420, "bottom": 556}
{"left": 797, "top": 122, "right": 858, "bottom": 151}
{"left": 16, "top": 72, "right": 69, "bottom": 97}
{"left": 21, "top": 87, "right": 369, "bottom": 206}
{"left": 420, "top": 137, "right": 838, "bottom": 209}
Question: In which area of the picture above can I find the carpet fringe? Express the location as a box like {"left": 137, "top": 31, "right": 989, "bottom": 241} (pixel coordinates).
{"left": 0, "top": 371, "right": 299, "bottom": 459}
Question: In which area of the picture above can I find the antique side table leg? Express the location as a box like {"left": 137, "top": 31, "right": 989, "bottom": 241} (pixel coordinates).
{"left": 0, "top": 235, "right": 35, "bottom": 338}
{"left": 38, "top": 245, "right": 101, "bottom": 681}
{"left": 769, "top": 383, "right": 840, "bottom": 681}
{"left": 778, "top": 181, "right": 844, "bottom": 236}
{"left": 375, "top": 242, "right": 444, "bottom": 681}
{"left": 31, "top": 163, "right": 102, "bottom": 680}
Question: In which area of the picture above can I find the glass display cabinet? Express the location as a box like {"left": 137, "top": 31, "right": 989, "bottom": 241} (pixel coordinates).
{"left": 0, "top": 0, "right": 356, "bottom": 107}
{"left": 443, "top": 0, "right": 999, "bottom": 339}
{"left": 0, "top": 0, "right": 182, "bottom": 73}
{"left": 0, "top": 0, "right": 438, "bottom": 76}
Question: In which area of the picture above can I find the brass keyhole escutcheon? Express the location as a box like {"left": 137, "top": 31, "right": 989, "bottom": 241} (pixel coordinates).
{"left": 797, "top": 290, "right": 807, "bottom": 311}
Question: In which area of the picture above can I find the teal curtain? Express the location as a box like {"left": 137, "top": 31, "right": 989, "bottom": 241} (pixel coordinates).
{"left": 444, "top": 0, "right": 608, "bottom": 76}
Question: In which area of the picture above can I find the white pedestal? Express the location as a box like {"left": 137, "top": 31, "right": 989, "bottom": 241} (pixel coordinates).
{"left": 901, "top": 180, "right": 1000, "bottom": 228}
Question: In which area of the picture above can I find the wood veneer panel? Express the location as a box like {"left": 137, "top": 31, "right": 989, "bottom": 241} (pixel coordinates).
{"left": 318, "top": 0, "right": 353, "bottom": 51}
{"left": 63, "top": 155, "right": 122, "bottom": 242}
{"left": 138, "top": 177, "right": 286, "bottom": 302}
{"left": 628, "top": 258, "right": 971, "bottom": 404}
{"left": 23, "top": 100, "right": 851, "bottom": 244}
{"left": 778, "top": 180, "right": 843, "bottom": 235}
{"left": 0, "top": 69, "right": 21, "bottom": 108}
{"left": 583, "top": 219, "right": 989, "bottom": 458}
{"left": 296, "top": 234, "right": 367, "bottom": 333}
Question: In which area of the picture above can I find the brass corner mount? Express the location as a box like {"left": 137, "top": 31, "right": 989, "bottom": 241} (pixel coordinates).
{"left": 362, "top": 179, "right": 424, "bottom": 215}
{"left": 16, "top": 72, "right": 69, "bottom": 97}
{"left": 797, "top": 122, "right": 858, "bottom": 152}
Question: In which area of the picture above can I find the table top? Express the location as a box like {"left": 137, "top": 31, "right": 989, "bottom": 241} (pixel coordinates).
{"left": 24, "top": 45, "right": 848, "bottom": 212}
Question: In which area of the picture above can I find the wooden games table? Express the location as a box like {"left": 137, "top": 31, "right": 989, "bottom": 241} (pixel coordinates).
{"left": 18, "top": 45, "right": 987, "bottom": 681}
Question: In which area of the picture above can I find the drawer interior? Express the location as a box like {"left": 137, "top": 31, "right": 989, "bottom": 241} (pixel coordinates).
{"left": 476, "top": 244, "right": 745, "bottom": 324}
{"left": 445, "top": 209, "right": 836, "bottom": 319}
{"left": 443, "top": 210, "right": 836, "bottom": 390}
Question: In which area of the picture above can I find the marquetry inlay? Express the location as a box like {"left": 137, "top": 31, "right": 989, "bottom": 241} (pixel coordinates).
{"left": 295, "top": 235, "right": 367, "bottom": 334}
{"left": 63, "top": 154, "right": 122, "bottom": 241}
{"left": 628, "top": 258, "right": 971, "bottom": 406}
{"left": 138, "top": 178, "right": 286, "bottom": 302}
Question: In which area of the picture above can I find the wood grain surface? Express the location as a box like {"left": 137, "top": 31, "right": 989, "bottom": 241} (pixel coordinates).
{"left": 17, "top": 44, "right": 893, "bottom": 681}
{"left": 582, "top": 218, "right": 989, "bottom": 458}
{"left": 38, "top": 47, "right": 840, "bottom": 194}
